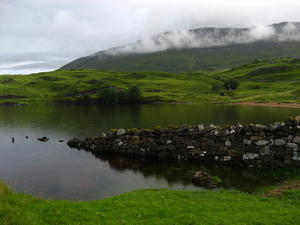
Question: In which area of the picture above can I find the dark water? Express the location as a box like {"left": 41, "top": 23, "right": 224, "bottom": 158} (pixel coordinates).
{"left": 0, "top": 104, "right": 300, "bottom": 201}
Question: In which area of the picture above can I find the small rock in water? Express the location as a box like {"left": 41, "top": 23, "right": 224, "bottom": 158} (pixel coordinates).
{"left": 25, "top": 136, "right": 29, "bottom": 139}
{"left": 38, "top": 137, "right": 49, "bottom": 142}
{"left": 192, "top": 170, "right": 219, "bottom": 187}
{"left": 58, "top": 140, "right": 65, "bottom": 143}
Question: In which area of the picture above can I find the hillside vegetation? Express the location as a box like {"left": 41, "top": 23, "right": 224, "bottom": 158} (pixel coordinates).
{"left": 1, "top": 181, "right": 300, "bottom": 225}
{"left": 61, "top": 41, "right": 300, "bottom": 73}
{"left": 1, "top": 58, "right": 300, "bottom": 104}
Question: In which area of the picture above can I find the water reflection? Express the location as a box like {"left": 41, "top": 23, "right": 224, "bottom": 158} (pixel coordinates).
{"left": 93, "top": 154, "right": 275, "bottom": 193}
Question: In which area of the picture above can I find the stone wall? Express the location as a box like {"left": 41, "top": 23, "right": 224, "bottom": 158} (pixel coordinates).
{"left": 68, "top": 116, "right": 300, "bottom": 167}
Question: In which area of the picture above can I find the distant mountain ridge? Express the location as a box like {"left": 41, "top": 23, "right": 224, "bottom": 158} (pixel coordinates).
{"left": 61, "top": 22, "right": 300, "bottom": 72}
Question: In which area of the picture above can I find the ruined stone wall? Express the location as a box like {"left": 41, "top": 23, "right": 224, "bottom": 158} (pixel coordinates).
{"left": 68, "top": 117, "right": 300, "bottom": 167}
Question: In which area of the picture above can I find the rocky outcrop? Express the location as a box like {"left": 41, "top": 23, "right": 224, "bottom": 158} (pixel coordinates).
{"left": 68, "top": 116, "right": 300, "bottom": 168}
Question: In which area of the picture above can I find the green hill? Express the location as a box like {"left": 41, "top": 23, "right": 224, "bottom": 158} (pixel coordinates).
{"left": 60, "top": 22, "right": 300, "bottom": 73}
{"left": 1, "top": 57, "right": 300, "bottom": 104}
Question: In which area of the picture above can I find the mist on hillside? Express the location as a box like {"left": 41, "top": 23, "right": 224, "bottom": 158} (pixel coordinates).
{"left": 104, "top": 22, "right": 300, "bottom": 56}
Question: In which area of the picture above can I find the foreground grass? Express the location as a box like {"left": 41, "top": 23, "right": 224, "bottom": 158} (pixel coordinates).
{"left": 1, "top": 182, "right": 300, "bottom": 225}
{"left": 1, "top": 57, "right": 300, "bottom": 104}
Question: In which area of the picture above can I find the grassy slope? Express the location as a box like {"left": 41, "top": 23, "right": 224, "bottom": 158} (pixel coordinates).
{"left": 1, "top": 57, "right": 300, "bottom": 104}
{"left": 61, "top": 41, "right": 300, "bottom": 73}
{"left": 1, "top": 182, "right": 300, "bottom": 225}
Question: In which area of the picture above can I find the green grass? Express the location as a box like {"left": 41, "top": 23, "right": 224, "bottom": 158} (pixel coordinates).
{"left": 1, "top": 182, "right": 300, "bottom": 225}
{"left": 2, "top": 57, "right": 300, "bottom": 104}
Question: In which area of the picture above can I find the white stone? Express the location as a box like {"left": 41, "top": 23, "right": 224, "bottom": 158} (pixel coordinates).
{"left": 199, "top": 151, "right": 207, "bottom": 157}
{"left": 225, "top": 140, "right": 232, "bottom": 147}
{"left": 214, "top": 131, "right": 220, "bottom": 136}
{"left": 118, "top": 141, "right": 123, "bottom": 146}
{"left": 260, "top": 146, "right": 271, "bottom": 155}
{"left": 256, "top": 140, "right": 268, "bottom": 146}
{"left": 243, "top": 153, "right": 259, "bottom": 160}
{"left": 209, "top": 124, "right": 216, "bottom": 129}
{"left": 274, "top": 122, "right": 281, "bottom": 128}
{"left": 117, "top": 129, "right": 126, "bottom": 136}
{"left": 293, "top": 136, "right": 300, "bottom": 144}
{"left": 222, "top": 156, "right": 232, "bottom": 161}
{"left": 198, "top": 124, "right": 205, "bottom": 130}
{"left": 274, "top": 139, "right": 286, "bottom": 146}
{"left": 288, "top": 135, "right": 294, "bottom": 141}
{"left": 293, "top": 152, "right": 300, "bottom": 161}
{"left": 187, "top": 146, "right": 195, "bottom": 149}
{"left": 230, "top": 130, "right": 236, "bottom": 134}
{"left": 166, "top": 140, "right": 172, "bottom": 144}
{"left": 177, "top": 154, "right": 181, "bottom": 160}
{"left": 286, "top": 143, "right": 298, "bottom": 150}
{"left": 243, "top": 139, "right": 252, "bottom": 145}
{"left": 215, "top": 156, "right": 219, "bottom": 161}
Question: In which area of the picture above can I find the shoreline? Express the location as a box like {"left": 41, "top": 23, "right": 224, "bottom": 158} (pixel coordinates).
{"left": 230, "top": 102, "right": 300, "bottom": 109}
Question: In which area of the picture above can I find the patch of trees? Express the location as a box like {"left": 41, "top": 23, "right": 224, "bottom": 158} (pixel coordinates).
{"left": 211, "top": 79, "right": 240, "bottom": 92}
{"left": 98, "top": 86, "right": 142, "bottom": 104}
{"left": 223, "top": 79, "right": 240, "bottom": 91}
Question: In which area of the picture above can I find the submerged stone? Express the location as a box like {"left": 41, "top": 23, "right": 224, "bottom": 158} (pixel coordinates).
{"left": 37, "top": 137, "right": 49, "bottom": 142}
{"left": 192, "top": 170, "right": 218, "bottom": 187}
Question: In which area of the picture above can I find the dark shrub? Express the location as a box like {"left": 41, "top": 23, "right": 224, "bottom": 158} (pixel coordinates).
{"left": 127, "top": 86, "right": 142, "bottom": 103}
{"left": 224, "top": 79, "right": 240, "bottom": 91}
{"left": 99, "top": 88, "right": 119, "bottom": 104}
{"left": 98, "top": 86, "right": 142, "bottom": 104}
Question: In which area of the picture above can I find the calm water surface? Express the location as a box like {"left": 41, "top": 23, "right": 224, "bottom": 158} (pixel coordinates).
{"left": 0, "top": 104, "right": 300, "bottom": 201}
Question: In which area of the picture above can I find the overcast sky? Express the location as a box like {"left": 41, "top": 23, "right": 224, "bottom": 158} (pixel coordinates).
{"left": 1, "top": 0, "right": 300, "bottom": 74}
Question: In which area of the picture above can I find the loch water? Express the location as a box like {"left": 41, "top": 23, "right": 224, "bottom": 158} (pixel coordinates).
{"left": 0, "top": 104, "right": 299, "bottom": 201}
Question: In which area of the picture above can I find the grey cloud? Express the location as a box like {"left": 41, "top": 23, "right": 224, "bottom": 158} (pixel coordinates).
{"left": 105, "top": 23, "right": 300, "bottom": 55}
